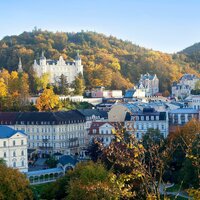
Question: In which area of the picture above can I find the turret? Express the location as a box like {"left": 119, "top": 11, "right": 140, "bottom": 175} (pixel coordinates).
{"left": 75, "top": 51, "right": 81, "bottom": 66}
{"left": 39, "top": 51, "right": 46, "bottom": 66}
{"left": 18, "top": 57, "right": 23, "bottom": 73}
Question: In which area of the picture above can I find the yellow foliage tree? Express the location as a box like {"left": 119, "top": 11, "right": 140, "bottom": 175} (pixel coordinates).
{"left": 0, "top": 78, "right": 7, "bottom": 97}
{"left": 36, "top": 87, "right": 61, "bottom": 111}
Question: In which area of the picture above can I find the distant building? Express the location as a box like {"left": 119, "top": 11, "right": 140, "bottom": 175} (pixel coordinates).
{"left": 169, "top": 108, "right": 199, "bottom": 126}
{"left": 125, "top": 108, "right": 169, "bottom": 139}
{"left": 89, "top": 122, "right": 115, "bottom": 146}
{"left": 33, "top": 52, "right": 83, "bottom": 84}
{"left": 185, "top": 95, "right": 200, "bottom": 110}
{"left": 0, "top": 126, "right": 28, "bottom": 172}
{"left": 138, "top": 73, "right": 159, "bottom": 96}
{"left": 91, "top": 87, "right": 122, "bottom": 98}
{"left": 172, "top": 74, "right": 200, "bottom": 99}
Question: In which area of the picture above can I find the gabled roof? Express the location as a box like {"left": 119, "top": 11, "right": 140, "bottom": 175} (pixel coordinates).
{"left": 89, "top": 122, "right": 116, "bottom": 135}
{"left": 0, "top": 126, "right": 25, "bottom": 139}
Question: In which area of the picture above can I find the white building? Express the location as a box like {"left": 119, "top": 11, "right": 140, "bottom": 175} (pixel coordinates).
{"left": 185, "top": 95, "right": 200, "bottom": 110}
{"left": 169, "top": 108, "right": 199, "bottom": 126}
{"left": 89, "top": 122, "right": 115, "bottom": 146}
{"left": 0, "top": 126, "right": 28, "bottom": 172}
{"left": 126, "top": 108, "right": 169, "bottom": 139}
{"left": 0, "top": 111, "right": 87, "bottom": 157}
{"left": 33, "top": 52, "right": 83, "bottom": 84}
{"left": 172, "top": 74, "right": 200, "bottom": 99}
{"left": 138, "top": 73, "right": 159, "bottom": 96}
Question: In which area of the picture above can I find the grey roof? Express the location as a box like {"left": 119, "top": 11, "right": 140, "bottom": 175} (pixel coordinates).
{"left": 180, "top": 74, "right": 199, "bottom": 80}
{"left": 77, "top": 109, "right": 108, "bottom": 118}
{"left": 140, "top": 73, "right": 157, "bottom": 81}
{"left": 0, "top": 125, "right": 25, "bottom": 139}
{"left": 169, "top": 108, "right": 199, "bottom": 114}
{"left": 0, "top": 110, "right": 86, "bottom": 125}
{"left": 58, "top": 155, "right": 78, "bottom": 166}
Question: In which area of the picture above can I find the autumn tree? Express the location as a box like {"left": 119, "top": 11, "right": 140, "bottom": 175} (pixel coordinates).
{"left": 0, "top": 163, "right": 33, "bottom": 200}
{"left": 36, "top": 87, "right": 61, "bottom": 111}
{"left": 41, "top": 161, "right": 120, "bottom": 200}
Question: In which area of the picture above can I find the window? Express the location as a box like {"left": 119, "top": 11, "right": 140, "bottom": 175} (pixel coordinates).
{"left": 162, "top": 125, "right": 165, "bottom": 130}
{"left": 151, "top": 116, "right": 154, "bottom": 120}
{"left": 146, "top": 116, "right": 149, "bottom": 121}
{"left": 13, "top": 140, "right": 15, "bottom": 146}
{"left": 21, "top": 150, "right": 24, "bottom": 156}
{"left": 13, "top": 151, "right": 16, "bottom": 157}
{"left": 141, "top": 116, "right": 144, "bottom": 121}
{"left": 156, "top": 116, "right": 159, "bottom": 120}
{"left": 13, "top": 162, "right": 16, "bottom": 167}
{"left": 4, "top": 152, "right": 6, "bottom": 158}
{"left": 21, "top": 140, "right": 24, "bottom": 145}
{"left": 93, "top": 129, "right": 97, "bottom": 134}
{"left": 21, "top": 161, "right": 24, "bottom": 167}
{"left": 3, "top": 141, "right": 6, "bottom": 147}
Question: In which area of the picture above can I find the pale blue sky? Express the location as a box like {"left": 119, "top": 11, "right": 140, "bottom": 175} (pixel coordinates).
{"left": 0, "top": 0, "right": 200, "bottom": 53}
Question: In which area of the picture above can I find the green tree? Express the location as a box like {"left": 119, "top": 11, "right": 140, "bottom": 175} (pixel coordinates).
{"left": 66, "top": 162, "right": 120, "bottom": 200}
{"left": 72, "top": 73, "right": 85, "bottom": 95}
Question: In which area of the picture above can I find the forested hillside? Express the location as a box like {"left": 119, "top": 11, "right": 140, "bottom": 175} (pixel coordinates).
{"left": 179, "top": 42, "right": 200, "bottom": 72}
{"left": 0, "top": 29, "right": 198, "bottom": 92}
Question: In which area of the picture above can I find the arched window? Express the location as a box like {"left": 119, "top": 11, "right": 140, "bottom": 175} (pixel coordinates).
{"left": 13, "top": 140, "right": 15, "bottom": 146}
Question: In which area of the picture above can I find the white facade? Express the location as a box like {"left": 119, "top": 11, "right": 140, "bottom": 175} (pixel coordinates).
{"left": 33, "top": 52, "right": 83, "bottom": 84}
{"left": 0, "top": 112, "right": 87, "bottom": 157}
{"left": 172, "top": 74, "right": 200, "bottom": 98}
{"left": 89, "top": 122, "right": 115, "bottom": 146}
{"left": 138, "top": 73, "right": 159, "bottom": 96}
{"left": 185, "top": 95, "right": 200, "bottom": 110}
{"left": 0, "top": 126, "right": 28, "bottom": 172}
{"left": 125, "top": 108, "right": 169, "bottom": 139}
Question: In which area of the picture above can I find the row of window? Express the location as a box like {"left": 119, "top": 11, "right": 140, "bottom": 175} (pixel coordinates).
{"left": 131, "top": 115, "right": 160, "bottom": 121}
{"left": 1, "top": 119, "right": 85, "bottom": 125}
{"left": 3, "top": 150, "right": 25, "bottom": 158}
{"left": 135, "top": 123, "right": 165, "bottom": 130}
{"left": 28, "top": 132, "right": 85, "bottom": 140}
{"left": 3, "top": 140, "right": 24, "bottom": 147}
{"left": 18, "top": 125, "right": 84, "bottom": 133}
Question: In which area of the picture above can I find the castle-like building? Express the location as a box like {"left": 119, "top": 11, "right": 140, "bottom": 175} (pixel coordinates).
{"left": 138, "top": 73, "right": 159, "bottom": 96}
{"left": 172, "top": 74, "right": 200, "bottom": 99}
{"left": 32, "top": 52, "right": 83, "bottom": 84}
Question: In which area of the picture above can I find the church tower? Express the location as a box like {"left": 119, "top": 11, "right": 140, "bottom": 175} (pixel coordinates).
{"left": 18, "top": 57, "right": 23, "bottom": 73}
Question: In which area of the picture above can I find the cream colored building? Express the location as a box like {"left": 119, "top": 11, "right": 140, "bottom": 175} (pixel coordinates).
{"left": 0, "top": 126, "right": 28, "bottom": 172}
{"left": 33, "top": 52, "right": 83, "bottom": 84}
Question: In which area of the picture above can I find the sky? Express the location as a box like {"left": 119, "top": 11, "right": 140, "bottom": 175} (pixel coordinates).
{"left": 0, "top": 0, "right": 200, "bottom": 53}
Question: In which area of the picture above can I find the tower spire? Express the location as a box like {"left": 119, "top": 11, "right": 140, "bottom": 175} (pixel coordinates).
{"left": 18, "top": 57, "right": 23, "bottom": 73}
